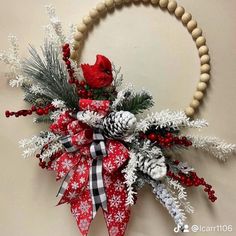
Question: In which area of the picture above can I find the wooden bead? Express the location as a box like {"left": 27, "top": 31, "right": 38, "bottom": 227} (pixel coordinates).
{"left": 77, "top": 23, "right": 87, "bottom": 33}
{"left": 197, "top": 82, "right": 207, "bottom": 91}
{"left": 185, "top": 107, "right": 195, "bottom": 117}
{"left": 175, "top": 6, "right": 185, "bottom": 18}
{"left": 201, "top": 64, "right": 211, "bottom": 73}
{"left": 89, "top": 8, "right": 99, "bottom": 18}
{"left": 70, "top": 50, "right": 78, "bottom": 60}
{"left": 192, "top": 28, "right": 202, "bottom": 39}
{"left": 194, "top": 91, "right": 204, "bottom": 100}
{"left": 167, "top": 1, "right": 177, "bottom": 13}
{"left": 200, "top": 55, "right": 210, "bottom": 64}
{"left": 187, "top": 20, "right": 197, "bottom": 32}
{"left": 199, "top": 45, "right": 209, "bottom": 56}
{"left": 151, "top": 0, "right": 159, "bottom": 4}
{"left": 83, "top": 15, "right": 93, "bottom": 25}
{"left": 181, "top": 12, "right": 192, "bottom": 25}
{"left": 74, "top": 32, "right": 83, "bottom": 41}
{"left": 159, "top": 0, "right": 169, "bottom": 8}
{"left": 190, "top": 99, "right": 200, "bottom": 109}
{"left": 96, "top": 2, "right": 107, "bottom": 12}
{"left": 115, "top": 0, "right": 123, "bottom": 5}
{"left": 200, "top": 73, "right": 210, "bottom": 83}
{"left": 196, "top": 36, "right": 206, "bottom": 47}
{"left": 72, "top": 41, "right": 80, "bottom": 50}
{"left": 105, "top": 0, "right": 115, "bottom": 7}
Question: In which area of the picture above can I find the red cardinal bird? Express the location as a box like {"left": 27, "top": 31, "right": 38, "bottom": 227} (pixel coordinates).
{"left": 81, "top": 54, "right": 113, "bottom": 89}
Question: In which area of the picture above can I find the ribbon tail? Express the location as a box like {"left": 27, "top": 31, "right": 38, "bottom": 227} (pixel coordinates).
{"left": 89, "top": 158, "right": 108, "bottom": 219}
{"left": 103, "top": 172, "right": 131, "bottom": 236}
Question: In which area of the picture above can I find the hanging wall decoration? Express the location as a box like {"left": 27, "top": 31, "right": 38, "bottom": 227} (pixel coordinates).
{"left": 1, "top": 1, "right": 235, "bottom": 236}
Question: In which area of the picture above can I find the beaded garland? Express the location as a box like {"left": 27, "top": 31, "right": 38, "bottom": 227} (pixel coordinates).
{"left": 70, "top": 0, "right": 211, "bottom": 117}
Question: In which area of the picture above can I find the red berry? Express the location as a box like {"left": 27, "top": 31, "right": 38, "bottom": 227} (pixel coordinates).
{"left": 69, "top": 79, "right": 75, "bottom": 84}
{"left": 166, "top": 133, "right": 173, "bottom": 138}
{"left": 87, "top": 91, "right": 93, "bottom": 97}
{"left": 36, "top": 108, "right": 44, "bottom": 116}
{"left": 44, "top": 109, "right": 49, "bottom": 115}
{"left": 79, "top": 80, "right": 86, "bottom": 87}
{"left": 5, "top": 110, "right": 10, "bottom": 117}
{"left": 148, "top": 133, "right": 157, "bottom": 142}
{"left": 31, "top": 105, "right": 36, "bottom": 111}
{"left": 63, "top": 43, "right": 69, "bottom": 50}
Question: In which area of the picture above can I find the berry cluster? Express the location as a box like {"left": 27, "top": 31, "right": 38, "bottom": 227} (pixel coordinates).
{"left": 62, "top": 44, "right": 77, "bottom": 85}
{"left": 36, "top": 151, "right": 63, "bottom": 170}
{"left": 5, "top": 104, "right": 55, "bottom": 118}
{"left": 62, "top": 44, "right": 92, "bottom": 99}
{"left": 77, "top": 80, "right": 93, "bottom": 99}
{"left": 167, "top": 167, "right": 217, "bottom": 202}
{"left": 140, "top": 131, "right": 192, "bottom": 148}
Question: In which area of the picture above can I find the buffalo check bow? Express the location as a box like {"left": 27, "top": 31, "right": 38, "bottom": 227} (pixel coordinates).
{"left": 59, "top": 124, "right": 108, "bottom": 218}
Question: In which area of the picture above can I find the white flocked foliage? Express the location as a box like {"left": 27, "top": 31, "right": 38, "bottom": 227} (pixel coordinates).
{"left": 19, "top": 132, "right": 60, "bottom": 158}
{"left": 137, "top": 109, "right": 208, "bottom": 132}
{"left": 122, "top": 151, "right": 138, "bottom": 206}
{"left": 187, "top": 135, "right": 236, "bottom": 161}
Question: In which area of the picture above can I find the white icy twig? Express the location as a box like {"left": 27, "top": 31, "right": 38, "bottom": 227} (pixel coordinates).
{"left": 122, "top": 151, "right": 138, "bottom": 206}
{"left": 137, "top": 109, "right": 208, "bottom": 132}
{"left": 19, "top": 132, "right": 60, "bottom": 158}
{"left": 187, "top": 135, "right": 236, "bottom": 161}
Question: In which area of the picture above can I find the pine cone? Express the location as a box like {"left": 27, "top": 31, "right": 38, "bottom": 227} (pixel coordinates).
{"left": 137, "top": 156, "right": 167, "bottom": 180}
{"left": 103, "top": 111, "right": 137, "bottom": 139}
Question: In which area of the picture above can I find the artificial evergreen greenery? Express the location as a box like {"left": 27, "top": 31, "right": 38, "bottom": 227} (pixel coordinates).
{"left": 23, "top": 41, "right": 79, "bottom": 109}
{"left": 116, "top": 91, "right": 154, "bottom": 115}
{"left": 34, "top": 114, "right": 52, "bottom": 123}
{"left": 22, "top": 84, "right": 52, "bottom": 106}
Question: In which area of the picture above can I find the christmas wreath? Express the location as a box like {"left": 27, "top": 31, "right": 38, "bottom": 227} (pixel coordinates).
{"left": 1, "top": 2, "right": 236, "bottom": 236}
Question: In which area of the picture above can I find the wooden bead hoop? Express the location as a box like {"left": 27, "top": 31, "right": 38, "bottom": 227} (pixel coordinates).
{"left": 71, "top": 0, "right": 211, "bottom": 117}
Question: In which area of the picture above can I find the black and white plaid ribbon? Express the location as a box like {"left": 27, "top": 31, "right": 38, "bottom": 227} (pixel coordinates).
{"left": 89, "top": 127, "right": 107, "bottom": 218}
{"left": 58, "top": 122, "right": 108, "bottom": 218}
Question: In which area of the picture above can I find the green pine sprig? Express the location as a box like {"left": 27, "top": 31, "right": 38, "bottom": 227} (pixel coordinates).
{"left": 116, "top": 90, "right": 154, "bottom": 114}
{"left": 22, "top": 41, "right": 79, "bottom": 109}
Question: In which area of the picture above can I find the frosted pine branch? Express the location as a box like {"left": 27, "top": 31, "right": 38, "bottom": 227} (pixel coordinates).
{"left": 66, "top": 23, "right": 76, "bottom": 45}
{"left": 75, "top": 110, "right": 104, "bottom": 127}
{"left": 29, "top": 84, "right": 45, "bottom": 95}
{"left": 19, "top": 132, "right": 60, "bottom": 158}
{"left": 52, "top": 99, "right": 66, "bottom": 109}
{"left": 112, "top": 63, "right": 123, "bottom": 88}
{"left": 138, "top": 140, "right": 164, "bottom": 158}
{"left": 40, "top": 141, "right": 63, "bottom": 161}
{"left": 137, "top": 110, "right": 208, "bottom": 132}
{"left": 111, "top": 85, "right": 135, "bottom": 110}
{"left": 45, "top": 5, "right": 66, "bottom": 44}
{"left": 0, "top": 35, "right": 29, "bottom": 87}
{"left": 187, "top": 135, "right": 236, "bottom": 161}
{"left": 122, "top": 151, "right": 138, "bottom": 206}
{"left": 166, "top": 179, "right": 194, "bottom": 214}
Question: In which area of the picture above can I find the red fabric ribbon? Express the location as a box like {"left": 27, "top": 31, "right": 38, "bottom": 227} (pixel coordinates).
{"left": 49, "top": 99, "right": 131, "bottom": 236}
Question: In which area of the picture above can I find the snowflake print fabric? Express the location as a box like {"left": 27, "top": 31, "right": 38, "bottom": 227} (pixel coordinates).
{"left": 47, "top": 99, "right": 131, "bottom": 235}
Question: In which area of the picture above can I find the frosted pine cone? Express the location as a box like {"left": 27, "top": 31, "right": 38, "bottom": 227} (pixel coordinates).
{"left": 137, "top": 156, "right": 167, "bottom": 180}
{"left": 103, "top": 111, "right": 137, "bottom": 139}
